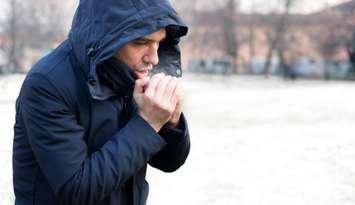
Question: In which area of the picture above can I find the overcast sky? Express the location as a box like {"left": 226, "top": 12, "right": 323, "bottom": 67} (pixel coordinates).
{"left": 190, "top": 0, "right": 350, "bottom": 13}
{"left": 241, "top": 0, "right": 349, "bottom": 13}
{"left": 0, "top": 0, "right": 350, "bottom": 22}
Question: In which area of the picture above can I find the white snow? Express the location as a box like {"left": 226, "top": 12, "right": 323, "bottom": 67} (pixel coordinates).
{"left": 147, "top": 74, "right": 355, "bottom": 205}
{"left": 1, "top": 73, "right": 355, "bottom": 205}
{"left": 0, "top": 74, "right": 23, "bottom": 204}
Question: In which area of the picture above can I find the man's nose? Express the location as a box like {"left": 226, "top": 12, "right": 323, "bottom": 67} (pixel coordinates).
{"left": 145, "top": 42, "right": 159, "bottom": 66}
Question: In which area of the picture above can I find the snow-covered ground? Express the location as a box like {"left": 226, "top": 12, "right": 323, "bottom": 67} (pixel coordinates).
{"left": 1, "top": 74, "right": 355, "bottom": 205}
{"left": 0, "top": 74, "right": 22, "bottom": 203}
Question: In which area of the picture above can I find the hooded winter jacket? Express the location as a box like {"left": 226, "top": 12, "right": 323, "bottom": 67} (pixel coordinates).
{"left": 12, "top": 0, "right": 190, "bottom": 204}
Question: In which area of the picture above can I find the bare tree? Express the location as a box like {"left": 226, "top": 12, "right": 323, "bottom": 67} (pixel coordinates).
{"left": 2, "top": 0, "right": 24, "bottom": 73}
{"left": 1, "top": 0, "right": 67, "bottom": 73}
{"left": 248, "top": 1, "right": 257, "bottom": 69}
{"left": 344, "top": 2, "right": 355, "bottom": 77}
{"left": 222, "top": 0, "right": 239, "bottom": 74}
{"left": 170, "top": 0, "right": 198, "bottom": 23}
{"left": 348, "top": 32, "right": 355, "bottom": 74}
{"left": 318, "top": 0, "right": 355, "bottom": 79}
{"left": 263, "top": 0, "right": 295, "bottom": 77}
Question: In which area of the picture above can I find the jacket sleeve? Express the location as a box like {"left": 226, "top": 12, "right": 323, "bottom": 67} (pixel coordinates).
{"left": 148, "top": 113, "right": 191, "bottom": 172}
{"left": 20, "top": 73, "right": 166, "bottom": 205}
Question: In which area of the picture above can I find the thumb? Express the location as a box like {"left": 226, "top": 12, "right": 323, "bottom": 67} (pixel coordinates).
{"left": 134, "top": 77, "right": 150, "bottom": 95}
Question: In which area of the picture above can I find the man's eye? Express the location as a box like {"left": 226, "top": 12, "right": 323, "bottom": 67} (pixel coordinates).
{"left": 134, "top": 40, "right": 148, "bottom": 45}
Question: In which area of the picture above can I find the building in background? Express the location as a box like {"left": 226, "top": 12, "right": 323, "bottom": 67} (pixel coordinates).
{"left": 182, "top": 0, "right": 355, "bottom": 79}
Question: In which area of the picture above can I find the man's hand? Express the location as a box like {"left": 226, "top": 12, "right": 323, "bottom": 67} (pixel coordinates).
{"left": 133, "top": 73, "right": 179, "bottom": 132}
{"left": 167, "top": 83, "right": 182, "bottom": 127}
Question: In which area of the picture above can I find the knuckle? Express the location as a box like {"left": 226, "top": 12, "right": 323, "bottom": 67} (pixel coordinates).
{"left": 160, "top": 103, "right": 170, "bottom": 112}
{"left": 144, "top": 92, "right": 153, "bottom": 101}
{"left": 168, "top": 108, "right": 175, "bottom": 115}
{"left": 154, "top": 73, "right": 164, "bottom": 79}
{"left": 153, "top": 100, "right": 160, "bottom": 107}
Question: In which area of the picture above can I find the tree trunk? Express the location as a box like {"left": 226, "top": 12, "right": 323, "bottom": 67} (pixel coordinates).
{"left": 263, "top": 0, "right": 293, "bottom": 77}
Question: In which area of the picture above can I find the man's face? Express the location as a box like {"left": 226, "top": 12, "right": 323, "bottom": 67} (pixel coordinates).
{"left": 114, "top": 28, "right": 166, "bottom": 79}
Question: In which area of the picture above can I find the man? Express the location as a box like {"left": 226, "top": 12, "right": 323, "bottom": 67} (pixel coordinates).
{"left": 12, "top": 0, "right": 190, "bottom": 204}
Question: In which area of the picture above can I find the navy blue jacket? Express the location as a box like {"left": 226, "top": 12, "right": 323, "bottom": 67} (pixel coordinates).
{"left": 12, "top": 0, "right": 190, "bottom": 204}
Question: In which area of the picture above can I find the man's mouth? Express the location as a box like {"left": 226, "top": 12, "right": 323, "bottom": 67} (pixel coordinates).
{"left": 134, "top": 70, "right": 149, "bottom": 79}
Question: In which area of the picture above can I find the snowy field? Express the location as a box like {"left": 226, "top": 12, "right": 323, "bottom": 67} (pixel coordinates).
{"left": 1, "top": 74, "right": 355, "bottom": 205}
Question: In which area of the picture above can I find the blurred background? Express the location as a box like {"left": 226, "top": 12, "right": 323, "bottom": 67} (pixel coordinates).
{"left": 0, "top": 0, "right": 355, "bottom": 205}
